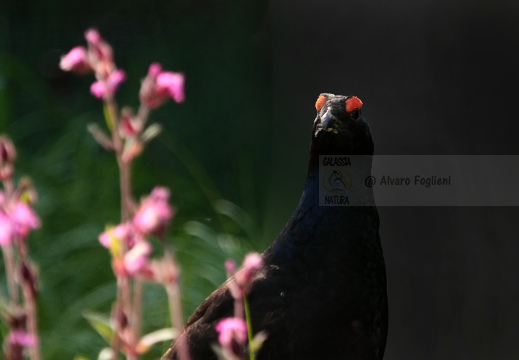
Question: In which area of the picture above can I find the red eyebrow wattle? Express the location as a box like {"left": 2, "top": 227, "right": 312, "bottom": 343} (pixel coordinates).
{"left": 345, "top": 96, "right": 363, "bottom": 112}
{"left": 315, "top": 95, "right": 327, "bottom": 111}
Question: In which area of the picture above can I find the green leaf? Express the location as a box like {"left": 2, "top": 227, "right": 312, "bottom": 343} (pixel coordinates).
{"left": 73, "top": 355, "right": 92, "bottom": 360}
{"left": 87, "top": 123, "right": 114, "bottom": 150}
{"left": 82, "top": 310, "right": 114, "bottom": 344}
{"left": 136, "top": 327, "right": 177, "bottom": 354}
{"left": 0, "top": 294, "right": 12, "bottom": 316}
{"left": 250, "top": 331, "right": 268, "bottom": 354}
{"left": 215, "top": 199, "right": 255, "bottom": 236}
{"left": 210, "top": 343, "right": 234, "bottom": 360}
{"left": 97, "top": 348, "right": 114, "bottom": 360}
{"left": 141, "top": 123, "right": 162, "bottom": 143}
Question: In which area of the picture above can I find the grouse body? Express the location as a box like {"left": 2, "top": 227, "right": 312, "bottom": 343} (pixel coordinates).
{"left": 163, "top": 93, "right": 388, "bottom": 360}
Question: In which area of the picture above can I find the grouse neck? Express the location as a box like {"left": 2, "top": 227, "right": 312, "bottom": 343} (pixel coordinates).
{"left": 267, "top": 162, "right": 378, "bottom": 265}
{"left": 305, "top": 152, "right": 375, "bottom": 202}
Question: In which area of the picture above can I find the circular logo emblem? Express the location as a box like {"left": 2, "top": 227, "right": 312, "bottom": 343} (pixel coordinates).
{"left": 322, "top": 169, "right": 352, "bottom": 193}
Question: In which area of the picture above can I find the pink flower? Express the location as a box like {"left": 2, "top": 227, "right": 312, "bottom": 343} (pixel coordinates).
{"left": 84, "top": 28, "right": 114, "bottom": 78}
{"left": 243, "top": 253, "right": 263, "bottom": 272}
{"left": 124, "top": 240, "right": 152, "bottom": 276}
{"left": 119, "top": 108, "right": 142, "bottom": 137}
{"left": 215, "top": 317, "right": 247, "bottom": 349}
{"left": 225, "top": 259, "right": 237, "bottom": 275}
{"left": 228, "top": 252, "right": 264, "bottom": 300}
{"left": 148, "top": 62, "right": 162, "bottom": 77}
{"left": 150, "top": 186, "right": 170, "bottom": 201}
{"left": 99, "top": 222, "right": 132, "bottom": 248}
{"left": 84, "top": 28, "right": 101, "bottom": 45}
{"left": 235, "top": 252, "right": 263, "bottom": 289}
{"left": 139, "top": 63, "right": 185, "bottom": 109}
{"left": 59, "top": 46, "right": 91, "bottom": 73}
{"left": 90, "top": 81, "right": 105, "bottom": 98}
{"left": 148, "top": 255, "right": 179, "bottom": 283}
{"left": 156, "top": 72, "right": 185, "bottom": 103}
{"left": 133, "top": 186, "right": 173, "bottom": 236}
{"left": 8, "top": 330, "right": 37, "bottom": 346}
{"left": 10, "top": 201, "right": 40, "bottom": 238}
{"left": 0, "top": 135, "right": 16, "bottom": 164}
{"left": 90, "top": 69, "right": 126, "bottom": 99}
{"left": 0, "top": 213, "right": 13, "bottom": 246}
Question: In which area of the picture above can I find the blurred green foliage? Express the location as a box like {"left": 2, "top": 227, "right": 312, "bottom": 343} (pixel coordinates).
{"left": 0, "top": 0, "right": 272, "bottom": 358}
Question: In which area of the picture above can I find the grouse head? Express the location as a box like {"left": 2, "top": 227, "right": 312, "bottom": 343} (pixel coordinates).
{"left": 310, "top": 93, "right": 374, "bottom": 168}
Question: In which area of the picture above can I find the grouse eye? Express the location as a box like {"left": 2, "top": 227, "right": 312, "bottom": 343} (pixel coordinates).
{"left": 344, "top": 96, "right": 363, "bottom": 120}
{"left": 315, "top": 95, "right": 327, "bottom": 111}
{"left": 350, "top": 109, "right": 361, "bottom": 120}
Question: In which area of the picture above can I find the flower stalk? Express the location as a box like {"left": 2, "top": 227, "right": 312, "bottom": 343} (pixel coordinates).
{"left": 215, "top": 253, "right": 265, "bottom": 360}
{"left": 242, "top": 297, "right": 255, "bottom": 360}
{"left": 0, "top": 135, "right": 41, "bottom": 360}
{"left": 60, "top": 28, "right": 186, "bottom": 360}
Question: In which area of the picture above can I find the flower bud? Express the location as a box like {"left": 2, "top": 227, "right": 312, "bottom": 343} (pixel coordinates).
{"left": 99, "top": 223, "right": 131, "bottom": 248}
{"left": 139, "top": 63, "right": 185, "bottom": 109}
{"left": 21, "top": 261, "right": 38, "bottom": 298}
{"left": 235, "top": 252, "right": 263, "bottom": 290}
{"left": 8, "top": 330, "right": 36, "bottom": 347}
{"left": 84, "top": 28, "right": 115, "bottom": 79}
{"left": 215, "top": 317, "right": 247, "bottom": 358}
{"left": 119, "top": 107, "right": 142, "bottom": 138}
{"left": 133, "top": 187, "right": 173, "bottom": 237}
{"left": 124, "top": 240, "right": 152, "bottom": 276}
{"left": 0, "top": 135, "right": 16, "bottom": 180}
{"left": 59, "top": 46, "right": 92, "bottom": 74}
{"left": 156, "top": 72, "right": 185, "bottom": 103}
{"left": 121, "top": 138, "right": 144, "bottom": 164}
{"left": 10, "top": 201, "right": 41, "bottom": 239}
{"left": 115, "top": 307, "right": 129, "bottom": 330}
{"left": 225, "top": 259, "right": 237, "bottom": 275}
{"left": 148, "top": 254, "right": 179, "bottom": 284}
{"left": 228, "top": 253, "right": 264, "bottom": 300}
{"left": 90, "top": 69, "right": 126, "bottom": 99}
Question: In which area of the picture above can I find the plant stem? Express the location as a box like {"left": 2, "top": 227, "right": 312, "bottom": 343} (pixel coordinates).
{"left": 137, "top": 104, "right": 150, "bottom": 128}
{"left": 105, "top": 97, "right": 136, "bottom": 360}
{"left": 2, "top": 244, "right": 19, "bottom": 306}
{"left": 243, "top": 296, "right": 255, "bottom": 360}
{"left": 17, "top": 237, "right": 40, "bottom": 360}
{"left": 21, "top": 268, "right": 40, "bottom": 360}
{"left": 131, "top": 278, "right": 143, "bottom": 354}
{"left": 234, "top": 293, "right": 243, "bottom": 320}
{"left": 165, "top": 264, "right": 190, "bottom": 360}
{"left": 111, "top": 281, "right": 123, "bottom": 360}
{"left": 119, "top": 160, "right": 132, "bottom": 221}
{"left": 166, "top": 282, "right": 183, "bottom": 340}
{"left": 105, "top": 98, "right": 133, "bottom": 222}
{"left": 2, "top": 179, "right": 18, "bottom": 306}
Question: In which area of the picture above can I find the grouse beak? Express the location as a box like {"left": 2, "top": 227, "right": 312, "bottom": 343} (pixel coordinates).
{"left": 320, "top": 109, "right": 337, "bottom": 130}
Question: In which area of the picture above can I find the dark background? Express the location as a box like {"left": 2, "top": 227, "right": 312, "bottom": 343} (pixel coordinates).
{"left": 1, "top": 0, "right": 519, "bottom": 359}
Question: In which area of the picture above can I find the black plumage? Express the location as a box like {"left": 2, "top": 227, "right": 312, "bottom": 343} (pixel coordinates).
{"left": 163, "top": 93, "right": 388, "bottom": 360}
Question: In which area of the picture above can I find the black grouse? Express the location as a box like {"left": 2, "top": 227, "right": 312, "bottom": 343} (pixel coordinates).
{"left": 163, "top": 93, "right": 388, "bottom": 360}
